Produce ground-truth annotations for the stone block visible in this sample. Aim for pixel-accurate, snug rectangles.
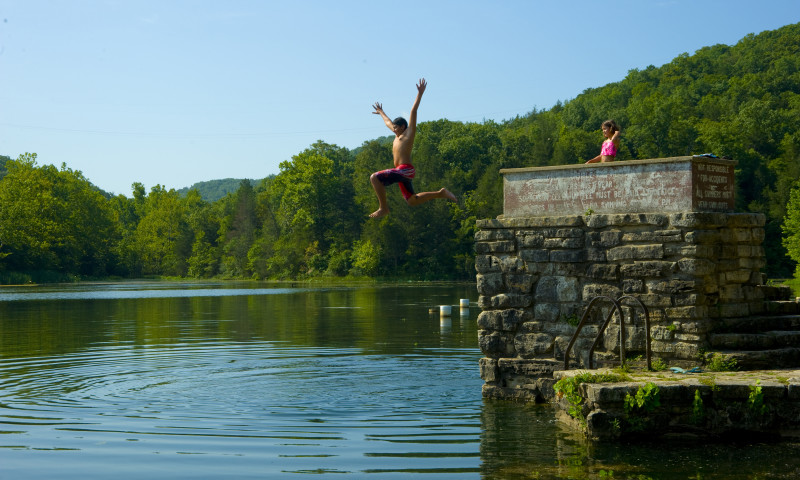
[475,254,501,274]
[604,324,649,351]
[588,230,623,248]
[479,358,499,382]
[635,294,674,308]
[479,330,516,358]
[725,269,753,284]
[518,233,544,248]
[646,279,698,294]
[534,303,560,322]
[515,333,555,357]
[483,293,534,309]
[517,321,543,334]
[673,293,699,306]
[507,216,584,228]
[506,274,535,294]
[685,230,723,244]
[665,244,719,258]
[550,250,586,263]
[582,284,622,300]
[725,213,766,227]
[527,262,553,275]
[475,240,516,254]
[668,212,727,228]
[498,256,526,274]
[622,229,683,243]
[542,227,585,238]
[519,249,549,263]
[587,248,607,262]
[585,383,640,404]
[677,258,716,275]
[665,306,707,320]
[718,303,751,317]
[476,218,506,229]
[719,284,744,301]
[544,237,584,249]
[607,245,664,261]
[650,326,675,341]
[586,264,619,281]
[475,229,515,242]
[651,340,676,354]
[680,322,711,334]
[608,213,668,227]
[674,333,703,342]
[622,279,644,293]
[552,263,587,276]
[536,276,580,302]
[477,309,531,331]
[739,257,766,270]
[476,273,505,296]
[620,261,675,277]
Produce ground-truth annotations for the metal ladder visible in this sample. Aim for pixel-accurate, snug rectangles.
[563,295,652,370]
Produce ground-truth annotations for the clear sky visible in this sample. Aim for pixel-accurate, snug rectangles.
[1,1,798,196]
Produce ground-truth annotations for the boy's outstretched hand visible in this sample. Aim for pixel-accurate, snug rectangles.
[416,78,427,95]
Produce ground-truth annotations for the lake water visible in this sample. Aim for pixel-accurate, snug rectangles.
[1,282,800,479]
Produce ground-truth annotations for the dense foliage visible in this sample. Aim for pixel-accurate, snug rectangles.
[176,178,263,203]
[1,23,799,283]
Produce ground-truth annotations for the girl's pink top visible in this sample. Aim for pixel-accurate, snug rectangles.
[601,139,617,156]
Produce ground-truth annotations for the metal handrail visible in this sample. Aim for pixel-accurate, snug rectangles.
[563,296,621,370]
[562,295,653,370]
[617,295,652,370]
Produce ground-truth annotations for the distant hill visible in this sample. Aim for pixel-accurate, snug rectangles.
[177,178,262,202]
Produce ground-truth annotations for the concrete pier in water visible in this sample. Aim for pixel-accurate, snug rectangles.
[475,156,800,440]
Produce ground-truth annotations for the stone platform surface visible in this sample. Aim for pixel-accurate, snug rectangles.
[501,156,736,218]
[553,368,800,441]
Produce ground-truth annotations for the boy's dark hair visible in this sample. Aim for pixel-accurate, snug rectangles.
[393,117,408,130]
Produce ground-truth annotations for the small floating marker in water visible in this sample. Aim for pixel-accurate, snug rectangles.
[440,305,452,316]
[460,299,469,308]
[429,307,438,314]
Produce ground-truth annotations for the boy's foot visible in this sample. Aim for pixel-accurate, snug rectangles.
[369,208,389,218]
[441,188,457,202]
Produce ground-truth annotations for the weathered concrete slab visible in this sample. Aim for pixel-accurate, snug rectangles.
[553,368,800,441]
[501,156,736,217]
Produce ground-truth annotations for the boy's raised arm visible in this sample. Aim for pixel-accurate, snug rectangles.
[372,102,394,131]
[408,78,427,130]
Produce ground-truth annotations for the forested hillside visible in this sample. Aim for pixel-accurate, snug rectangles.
[2,23,799,283]
[176,178,263,202]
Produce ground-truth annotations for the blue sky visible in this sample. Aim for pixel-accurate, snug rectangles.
[1,1,798,196]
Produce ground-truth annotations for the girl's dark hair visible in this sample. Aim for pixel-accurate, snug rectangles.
[393,117,408,129]
[602,119,619,133]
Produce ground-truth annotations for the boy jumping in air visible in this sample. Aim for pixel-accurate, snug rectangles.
[369,78,456,218]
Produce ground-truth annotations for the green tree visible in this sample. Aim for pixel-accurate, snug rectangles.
[133,185,191,276]
[0,153,117,277]
[783,179,800,277]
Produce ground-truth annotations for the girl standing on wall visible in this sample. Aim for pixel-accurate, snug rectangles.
[585,120,620,163]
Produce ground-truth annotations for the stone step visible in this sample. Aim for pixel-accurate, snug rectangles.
[710,330,800,350]
[706,348,800,370]
[764,300,800,315]
[713,314,800,333]
[757,284,794,301]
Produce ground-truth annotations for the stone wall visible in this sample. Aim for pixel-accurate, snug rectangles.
[476,212,766,401]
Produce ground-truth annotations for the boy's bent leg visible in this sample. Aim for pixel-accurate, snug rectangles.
[406,188,456,207]
[369,173,390,218]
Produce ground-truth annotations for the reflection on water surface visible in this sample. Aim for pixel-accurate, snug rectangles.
[1,282,799,479]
